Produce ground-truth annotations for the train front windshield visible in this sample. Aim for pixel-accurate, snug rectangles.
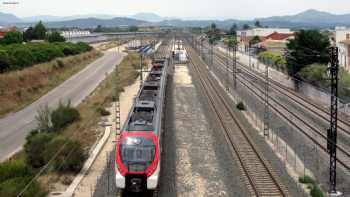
[120,136,156,172]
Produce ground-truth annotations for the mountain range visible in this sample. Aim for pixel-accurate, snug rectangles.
[0,9,350,29]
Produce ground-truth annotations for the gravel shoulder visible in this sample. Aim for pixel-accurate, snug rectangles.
[158,62,249,197]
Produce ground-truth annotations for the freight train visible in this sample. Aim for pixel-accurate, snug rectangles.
[115,58,168,192]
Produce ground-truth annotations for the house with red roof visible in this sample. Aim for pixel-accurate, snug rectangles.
[255,32,295,53]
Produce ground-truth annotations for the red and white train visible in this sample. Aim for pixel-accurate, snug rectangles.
[115,58,168,192]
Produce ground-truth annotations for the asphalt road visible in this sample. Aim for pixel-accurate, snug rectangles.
[0,48,126,161]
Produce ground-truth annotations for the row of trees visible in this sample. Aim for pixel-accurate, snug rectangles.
[0,42,92,72]
[0,22,66,45]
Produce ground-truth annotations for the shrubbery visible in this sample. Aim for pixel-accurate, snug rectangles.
[0,160,47,197]
[236,101,246,111]
[0,176,46,197]
[24,131,55,168]
[298,64,350,100]
[0,42,92,72]
[51,102,80,132]
[258,51,287,71]
[45,137,86,172]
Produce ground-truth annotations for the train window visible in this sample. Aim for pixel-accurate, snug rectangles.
[120,137,156,172]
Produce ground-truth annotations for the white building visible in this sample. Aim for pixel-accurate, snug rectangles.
[335,27,350,71]
[237,28,292,38]
[60,30,91,39]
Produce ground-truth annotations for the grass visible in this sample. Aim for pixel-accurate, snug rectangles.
[0,50,102,117]
[95,40,125,51]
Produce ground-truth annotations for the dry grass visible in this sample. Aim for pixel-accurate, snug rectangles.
[0,50,102,117]
[95,40,126,51]
[61,52,141,149]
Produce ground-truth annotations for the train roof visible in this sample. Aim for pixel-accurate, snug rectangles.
[123,58,167,134]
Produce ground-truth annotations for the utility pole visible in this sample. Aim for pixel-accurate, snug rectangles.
[263,59,270,137]
[248,42,251,68]
[328,46,340,195]
[114,48,121,136]
[200,38,203,57]
[140,53,143,86]
[226,44,229,91]
[233,43,237,89]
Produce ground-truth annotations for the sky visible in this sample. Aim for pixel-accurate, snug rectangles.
[0,0,349,19]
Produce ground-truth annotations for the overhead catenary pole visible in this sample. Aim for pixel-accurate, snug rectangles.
[233,42,237,89]
[226,44,229,91]
[263,58,270,137]
[328,46,339,195]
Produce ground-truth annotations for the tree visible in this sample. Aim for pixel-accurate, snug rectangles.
[23,27,35,41]
[1,32,23,44]
[206,23,221,68]
[32,21,47,40]
[242,24,250,30]
[129,26,139,32]
[255,20,262,27]
[225,36,238,49]
[249,35,261,46]
[286,30,330,77]
[47,31,66,43]
[94,25,104,32]
[229,24,237,36]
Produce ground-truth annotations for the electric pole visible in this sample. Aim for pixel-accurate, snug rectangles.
[328,46,340,195]
[226,44,229,91]
[114,48,121,135]
[140,53,143,86]
[233,43,237,89]
[263,59,270,137]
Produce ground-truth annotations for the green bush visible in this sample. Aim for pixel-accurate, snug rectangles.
[0,160,32,183]
[310,185,325,197]
[0,176,47,197]
[298,64,350,100]
[258,51,287,71]
[1,31,23,45]
[236,102,246,111]
[8,46,35,69]
[24,131,55,168]
[51,101,80,131]
[0,42,92,72]
[299,175,315,184]
[45,137,86,173]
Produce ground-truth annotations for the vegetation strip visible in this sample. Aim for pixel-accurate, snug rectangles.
[0,50,101,117]
[0,52,145,197]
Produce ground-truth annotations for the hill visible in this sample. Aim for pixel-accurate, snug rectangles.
[17,17,147,28]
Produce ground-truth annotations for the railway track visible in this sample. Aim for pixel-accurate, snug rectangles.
[214,49,350,139]
[210,48,350,172]
[186,43,290,197]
